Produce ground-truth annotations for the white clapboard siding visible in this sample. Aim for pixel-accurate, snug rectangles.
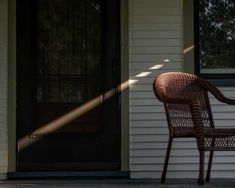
[129,54,183,62]
[129,39,183,47]
[129,31,182,39]
[131,156,235,165]
[129,0,235,179]
[130,8,182,16]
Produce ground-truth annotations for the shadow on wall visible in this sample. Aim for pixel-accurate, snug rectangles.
[19,62,168,151]
[20,44,196,150]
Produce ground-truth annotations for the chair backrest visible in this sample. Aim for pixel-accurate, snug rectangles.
[153,72,215,130]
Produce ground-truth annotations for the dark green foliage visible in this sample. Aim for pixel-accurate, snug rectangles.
[199,0,235,70]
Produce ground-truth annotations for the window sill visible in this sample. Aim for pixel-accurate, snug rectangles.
[207,79,235,87]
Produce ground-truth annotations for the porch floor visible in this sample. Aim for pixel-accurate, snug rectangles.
[1,179,235,188]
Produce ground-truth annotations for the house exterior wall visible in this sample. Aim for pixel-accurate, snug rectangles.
[0,0,235,180]
[129,0,184,178]
[0,0,8,179]
[129,0,235,179]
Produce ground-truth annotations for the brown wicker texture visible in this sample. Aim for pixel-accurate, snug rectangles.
[153,72,235,185]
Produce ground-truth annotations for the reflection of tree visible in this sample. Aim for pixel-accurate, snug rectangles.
[199,0,235,69]
[37,0,102,103]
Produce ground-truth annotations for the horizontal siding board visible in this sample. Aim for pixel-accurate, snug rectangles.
[130,112,235,121]
[129,31,182,39]
[130,119,235,129]
[130,99,161,106]
[131,164,235,171]
[130,91,235,100]
[129,85,153,91]
[130,141,197,149]
[130,120,167,128]
[130,106,164,113]
[130,105,235,114]
[130,135,196,143]
[129,24,183,31]
[130,135,168,143]
[130,16,182,24]
[130,0,183,8]
[131,156,235,164]
[129,54,183,62]
[130,8,182,16]
[129,97,235,106]
[129,47,182,54]
[218,87,235,91]
[130,149,235,157]
[129,38,182,47]
[130,128,168,135]
[130,92,156,99]
[129,62,182,70]
[130,113,167,120]
[129,70,182,78]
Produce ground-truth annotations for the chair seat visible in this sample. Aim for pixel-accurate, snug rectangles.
[173,127,195,137]
[204,128,235,150]
[205,128,235,137]
[153,72,235,184]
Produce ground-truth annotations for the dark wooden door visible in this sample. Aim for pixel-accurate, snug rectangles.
[17,0,120,171]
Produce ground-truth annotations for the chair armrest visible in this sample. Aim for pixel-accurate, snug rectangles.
[190,101,205,150]
[216,95,235,105]
[206,81,235,105]
[212,89,235,105]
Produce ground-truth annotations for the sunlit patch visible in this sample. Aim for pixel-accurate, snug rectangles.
[183,45,194,54]
[20,94,105,150]
[119,80,130,91]
[135,72,152,77]
[19,78,140,151]
[163,59,170,63]
[129,79,138,85]
[19,64,164,151]
[149,64,164,70]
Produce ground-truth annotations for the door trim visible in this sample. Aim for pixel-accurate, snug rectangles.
[8,0,129,173]
[8,0,17,173]
[120,0,129,171]
[17,1,121,170]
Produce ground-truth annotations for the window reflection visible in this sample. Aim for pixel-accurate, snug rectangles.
[36,0,102,103]
[199,0,235,73]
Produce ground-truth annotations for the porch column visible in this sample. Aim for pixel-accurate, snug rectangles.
[0,0,8,179]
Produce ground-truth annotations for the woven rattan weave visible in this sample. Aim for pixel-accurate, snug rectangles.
[153,72,235,185]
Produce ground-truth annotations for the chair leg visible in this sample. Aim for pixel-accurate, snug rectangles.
[161,137,173,183]
[206,151,213,182]
[206,138,215,182]
[198,150,205,185]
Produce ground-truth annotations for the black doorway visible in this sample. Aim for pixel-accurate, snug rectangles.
[16,0,120,171]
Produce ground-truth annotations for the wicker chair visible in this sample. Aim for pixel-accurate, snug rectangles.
[153,72,235,185]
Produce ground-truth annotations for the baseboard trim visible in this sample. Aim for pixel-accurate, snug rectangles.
[7,171,130,179]
[0,173,7,180]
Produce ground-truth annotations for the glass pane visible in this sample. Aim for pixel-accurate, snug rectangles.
[36,0,102,103]
[199,0,235,74]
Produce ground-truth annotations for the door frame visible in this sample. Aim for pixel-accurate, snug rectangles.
[7,0,129,174]
[7,0,129,175]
